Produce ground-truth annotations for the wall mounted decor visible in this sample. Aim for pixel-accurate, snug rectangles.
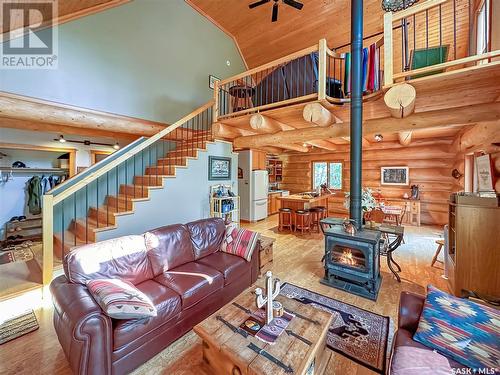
[209,75,220,90]
[209,156,231,180]
[381,166,409,186]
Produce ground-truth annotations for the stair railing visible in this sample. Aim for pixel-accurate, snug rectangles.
[42,100,215,284]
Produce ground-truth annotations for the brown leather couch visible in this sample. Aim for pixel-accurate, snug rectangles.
[389,291,468,374]
[50,218,259,375]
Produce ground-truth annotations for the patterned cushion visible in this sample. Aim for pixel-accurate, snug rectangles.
[87,278,157,319]
[413,285,500,370]
[220,226,259,262]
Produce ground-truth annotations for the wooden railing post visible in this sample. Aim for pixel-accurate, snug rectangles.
[213,80,219,123]
[42,194,54,286]
[383,12,394,87]
[318,38,327,100]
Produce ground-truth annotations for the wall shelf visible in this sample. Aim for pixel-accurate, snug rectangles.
[0,167,69,174]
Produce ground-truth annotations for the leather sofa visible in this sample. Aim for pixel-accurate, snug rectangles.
[389,291,468,374]
[50,218,259,375]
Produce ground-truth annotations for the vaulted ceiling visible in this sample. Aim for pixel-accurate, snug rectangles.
[186,0,388,68]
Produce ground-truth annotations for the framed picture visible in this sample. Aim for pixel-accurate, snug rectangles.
[209,75,220,90]
[209,156,231,180]
[381,166,409,186]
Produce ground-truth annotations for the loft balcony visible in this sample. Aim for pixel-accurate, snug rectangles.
[212,0,500,153]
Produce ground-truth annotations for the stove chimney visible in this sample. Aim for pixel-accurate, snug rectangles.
[349,0,364,229]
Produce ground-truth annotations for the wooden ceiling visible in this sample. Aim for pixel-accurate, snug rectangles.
[1,0,128,40]
[187,0,470,70]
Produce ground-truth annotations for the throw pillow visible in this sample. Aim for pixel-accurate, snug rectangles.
[413,285,500,370]
[221,226,259,262]
[87,278,157,319]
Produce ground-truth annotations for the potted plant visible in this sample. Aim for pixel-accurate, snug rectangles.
[344,188,382,223]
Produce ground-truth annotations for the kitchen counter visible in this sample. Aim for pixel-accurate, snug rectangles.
[268,190,289,195]
[277,193,334,212]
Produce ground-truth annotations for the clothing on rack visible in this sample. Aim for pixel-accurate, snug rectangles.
[342,42,380,96]
[26,174,66,214]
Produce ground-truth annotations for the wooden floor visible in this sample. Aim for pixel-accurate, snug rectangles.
[0,216,448,375]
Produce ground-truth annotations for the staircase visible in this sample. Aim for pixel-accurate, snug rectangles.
[47,102,216,263]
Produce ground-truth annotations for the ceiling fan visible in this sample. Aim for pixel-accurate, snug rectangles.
[249,0,304,22]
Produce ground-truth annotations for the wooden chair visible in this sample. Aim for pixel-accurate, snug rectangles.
[369,208,385,224]
[294,210,311,235]
[278,208,293,232]
[431,239,445,266]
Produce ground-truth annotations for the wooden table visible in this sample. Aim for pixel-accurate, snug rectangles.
[276,193,333,212]
[194,287,333,375]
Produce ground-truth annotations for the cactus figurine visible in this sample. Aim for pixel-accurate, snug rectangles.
[255,271,281,324]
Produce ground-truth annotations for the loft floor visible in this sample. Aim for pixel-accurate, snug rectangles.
[0,217,447,375]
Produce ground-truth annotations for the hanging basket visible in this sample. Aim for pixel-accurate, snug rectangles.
[381,0,419,12]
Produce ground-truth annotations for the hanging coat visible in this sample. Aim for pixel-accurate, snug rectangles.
[27,176,42,215]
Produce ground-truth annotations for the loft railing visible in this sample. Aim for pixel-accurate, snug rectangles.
[214,38,384,120]
[383,0,500,86]
[42,101,215,284]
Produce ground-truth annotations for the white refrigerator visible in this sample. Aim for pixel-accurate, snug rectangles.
[251,170,268,221]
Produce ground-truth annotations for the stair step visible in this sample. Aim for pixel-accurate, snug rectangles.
[133,175,164,186]
[106,195,134,210]
[72,217,116,241]
[88,205,127,225]
[157,156,190,166]
[145,165,184,175]
[119,184,150,198]
[165,149,198,158]
[53,230,87,259]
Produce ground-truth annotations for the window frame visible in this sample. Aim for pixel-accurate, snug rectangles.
[311,160,343,190]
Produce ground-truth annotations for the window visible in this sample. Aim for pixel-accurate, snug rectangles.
[312,161,342,190]
[476,0,490,62]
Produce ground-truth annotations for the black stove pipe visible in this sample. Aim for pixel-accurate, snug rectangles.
[349,0,364,229]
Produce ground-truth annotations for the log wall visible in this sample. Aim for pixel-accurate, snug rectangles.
[279,140,457,226]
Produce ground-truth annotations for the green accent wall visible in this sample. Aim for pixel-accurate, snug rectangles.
[0,0,245,123]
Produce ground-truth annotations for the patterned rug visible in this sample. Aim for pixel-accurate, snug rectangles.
[0,310,39,345]
[280,283,390,374]
[0,247,34,265]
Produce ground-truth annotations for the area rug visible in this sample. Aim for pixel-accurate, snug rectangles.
[0,248,34,265]
[0,310,39,345]
[280,283,390,374]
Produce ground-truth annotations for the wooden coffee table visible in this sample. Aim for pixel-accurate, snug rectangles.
[194,286,333,375]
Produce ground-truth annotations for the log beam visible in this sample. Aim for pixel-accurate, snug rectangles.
[281,143,310,153]
[213,123,255,139]
[0,91,168,136]
[398,131,413,146]
[384,83,416,118]
[249,114,292,133]
[302,102,335,127]
[306,140,337,150]
[453,121,500,153]
[233,102,500,149]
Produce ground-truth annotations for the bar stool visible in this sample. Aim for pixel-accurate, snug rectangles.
[431,239,445,266]
[308,207,322,233]
[314,206,328,220]
[294,210,311,234]
[278,208,293,232]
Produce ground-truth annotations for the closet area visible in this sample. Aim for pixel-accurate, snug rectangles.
[0,144,75,299]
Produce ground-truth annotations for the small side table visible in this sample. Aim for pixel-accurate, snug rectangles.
[228,85,255,113]
[258,235,275,276]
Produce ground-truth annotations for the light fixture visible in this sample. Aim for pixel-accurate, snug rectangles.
[374,134,384,142]
[54,136,119,150]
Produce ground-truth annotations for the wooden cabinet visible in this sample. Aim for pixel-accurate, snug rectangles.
[267,158,283,183]
[268,192,282,215]
[446,197,500,298]
[251,150,267,170]
[386,198,421,226]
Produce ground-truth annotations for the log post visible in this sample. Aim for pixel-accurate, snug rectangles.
[302,103,335,127]
[398,130,413,146]
[384,83,416,118]
[249,114,291,133]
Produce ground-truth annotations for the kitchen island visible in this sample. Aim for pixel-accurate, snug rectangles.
[276,193,334,213]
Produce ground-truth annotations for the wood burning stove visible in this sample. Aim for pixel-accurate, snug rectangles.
[321,225,382,301]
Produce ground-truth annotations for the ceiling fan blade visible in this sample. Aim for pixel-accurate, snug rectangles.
[283,0,304,10]
[272,2,278,22]
[249,0,270,9]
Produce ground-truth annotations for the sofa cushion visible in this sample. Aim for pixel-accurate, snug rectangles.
[87,278,157,320]
[113,280,182,350]
[154,262,223,309]
[144,224,195,275]
[64,235,152,285]
[196,252,248,286]
[413,285,500,370]
[220,226,259,262]
[186,218,225,260]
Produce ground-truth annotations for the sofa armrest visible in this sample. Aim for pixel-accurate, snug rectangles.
[398,291,425,334]
[50,275,113,375]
